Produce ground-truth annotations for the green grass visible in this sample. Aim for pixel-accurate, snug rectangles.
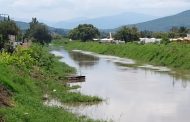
[0,44,102,122]
[53,39,190,71]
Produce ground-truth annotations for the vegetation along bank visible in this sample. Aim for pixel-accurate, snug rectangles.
[54,39,190,71]
[0,17,102,122]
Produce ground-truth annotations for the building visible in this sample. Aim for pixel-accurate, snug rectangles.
[185,34,190,40]
[171,34,190,41]
[96,32,125,44]
[8,35,16,43]
[99,32,114,43]
[139,38,161,44]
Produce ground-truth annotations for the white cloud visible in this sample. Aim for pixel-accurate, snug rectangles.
[0,0,189,22]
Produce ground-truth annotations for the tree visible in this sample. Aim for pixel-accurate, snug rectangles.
[31,24,52,44]
[0,20,19,40]
[168,32,179,38]
[26,18,52,45]
[0,19,20,49]
[178,26,188,37]
[140,30,153,38]
[68,24,100,41]
[170,26,179,33]
[169,26,188,38]
[114,26,140,42]
[152,32,168,38]
[161,35,170,45]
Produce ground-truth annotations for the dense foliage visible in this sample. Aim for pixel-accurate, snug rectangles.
[68,24,100,41]
[25,18,52,45]
[56,40,190,70]
[114,26,140,42]
[140,26,190,39]
[0,19,20,50]
[169,26,189,38]
[0,44,102,122]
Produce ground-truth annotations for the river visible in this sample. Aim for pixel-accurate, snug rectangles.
[51,48,190,122]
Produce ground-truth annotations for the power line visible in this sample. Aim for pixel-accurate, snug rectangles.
[0,14,9,18]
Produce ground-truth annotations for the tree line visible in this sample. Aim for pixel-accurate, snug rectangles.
[68,24,100,41]
[1,16,188,48]
[25,18,52,45]
[0,17,52,52]
[68,24,190,42]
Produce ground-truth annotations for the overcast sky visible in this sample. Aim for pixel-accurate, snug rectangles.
[0,0,190,23]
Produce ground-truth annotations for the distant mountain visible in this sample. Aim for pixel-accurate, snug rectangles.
[15,21,30,30]
[15,21,68,35]
[54,12,157,29]
[0,16,29,30]
[129,10,190,32]
[0,17,68,35]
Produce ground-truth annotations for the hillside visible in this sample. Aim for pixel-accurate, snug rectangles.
[15,21,30,30]
[0,17,68,35]
[0,16,29,30]
[130,10,190,32]
[54,12,156,29]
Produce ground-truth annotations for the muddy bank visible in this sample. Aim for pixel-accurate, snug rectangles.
[0,116,5,122]
[0,84,12,107]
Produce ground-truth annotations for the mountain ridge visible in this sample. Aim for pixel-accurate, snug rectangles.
[128,10,190,32]
[54,12,157,29]
[0,16,68,35]
[1,10,190,33]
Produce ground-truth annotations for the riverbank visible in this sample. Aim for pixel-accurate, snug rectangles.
[52,40,190,122]
[0,44,102,122]
[53,39,190,72]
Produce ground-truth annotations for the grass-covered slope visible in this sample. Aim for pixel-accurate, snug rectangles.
[131,10,190,31]
[54,39,190,70]
[0,44,102,122]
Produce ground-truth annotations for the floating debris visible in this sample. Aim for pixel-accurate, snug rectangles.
[66,75,86,83]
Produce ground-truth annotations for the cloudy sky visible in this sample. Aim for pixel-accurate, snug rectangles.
[0,0,190,23]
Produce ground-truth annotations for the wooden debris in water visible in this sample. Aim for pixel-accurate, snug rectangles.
[66,75,86,83]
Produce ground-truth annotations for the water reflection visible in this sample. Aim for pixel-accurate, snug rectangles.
[69,52,99,68]
[115,62,190,89]
[172,76,189,88]
[52,49,190,122]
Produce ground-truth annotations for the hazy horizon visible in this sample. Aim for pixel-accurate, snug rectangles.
[0,0,190,25]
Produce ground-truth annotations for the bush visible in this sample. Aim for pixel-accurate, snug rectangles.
[0,44,55,70]
[161,36,170,45]
[29,44,55,70]
[0,47,34,68]
[68,24,100,41]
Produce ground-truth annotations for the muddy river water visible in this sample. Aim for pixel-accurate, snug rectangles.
[51,49,190,122]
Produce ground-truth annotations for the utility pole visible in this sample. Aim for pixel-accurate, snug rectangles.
[0,14,10,21]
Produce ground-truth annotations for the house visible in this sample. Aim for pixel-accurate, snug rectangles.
[97,32,125,44]
[184,34,190,40]
[187,34,190,38]
[99,32,114,43]
[171,34,190,42]
[139,38,161,44]
[8,35,23,48]
[94,35,112,43]
[113,40,125,44]
[8,35,16,43]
